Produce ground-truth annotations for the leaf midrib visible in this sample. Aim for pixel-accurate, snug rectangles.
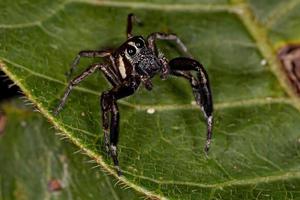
[0,64,167,200]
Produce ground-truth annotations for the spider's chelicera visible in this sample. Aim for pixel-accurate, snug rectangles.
[54,14,213,175]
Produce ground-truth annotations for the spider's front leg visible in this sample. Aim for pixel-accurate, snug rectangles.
[147,32,193,58]
[100,76,141,175]
[66,50,112,80]
[146,32,193,79]
[169,57,213,153]
[126,13,142,39]
[53,62,120,115]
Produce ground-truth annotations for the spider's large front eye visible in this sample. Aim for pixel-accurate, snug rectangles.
[127,46,136,56]
[135,38,144,48]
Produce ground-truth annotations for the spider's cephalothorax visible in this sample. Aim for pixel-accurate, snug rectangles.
[54,14,213,175]
[117,36,162,79]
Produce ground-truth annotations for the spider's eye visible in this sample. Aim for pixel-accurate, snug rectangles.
[135,39,144,48]
[127,46,136,56]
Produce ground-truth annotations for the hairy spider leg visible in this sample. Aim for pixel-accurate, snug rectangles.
[147,32,193,58]
[126,13,142,39]
[128,13,193,57]
[127,14,134,39]
[169,57,213,153]
[146,32,194,79]
[53,63,119,115]
[66,50,115,80]
[101,77,140,175]
[145,28,213,152]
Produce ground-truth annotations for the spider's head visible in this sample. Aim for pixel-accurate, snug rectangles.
[122,36,162,77]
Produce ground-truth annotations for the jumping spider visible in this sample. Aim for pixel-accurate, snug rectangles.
[54,13,213,175]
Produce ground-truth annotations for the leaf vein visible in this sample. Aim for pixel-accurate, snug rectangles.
[235,3,300,111]
[0,58,293,111]
[122,169,300,189]
[265,0,300,28]
[250,142,283,171]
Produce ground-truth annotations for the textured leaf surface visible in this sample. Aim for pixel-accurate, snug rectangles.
[0,102,141,200]
[1,0,300,199]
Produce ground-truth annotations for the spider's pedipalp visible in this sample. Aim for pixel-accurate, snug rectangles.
[147,32,193,58]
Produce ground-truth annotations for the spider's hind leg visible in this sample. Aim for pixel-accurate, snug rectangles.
[100,77,141,175]
[168,57,213,153]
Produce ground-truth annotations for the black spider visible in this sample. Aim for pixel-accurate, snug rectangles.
[54,13,213,175]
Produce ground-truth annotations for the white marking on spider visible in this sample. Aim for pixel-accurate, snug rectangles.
[128,41,135,46]
[118,56,127,79]
[200,71,207,84]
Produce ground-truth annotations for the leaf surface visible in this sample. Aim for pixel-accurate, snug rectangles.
[0,102,141,200]
[1,0,300,199]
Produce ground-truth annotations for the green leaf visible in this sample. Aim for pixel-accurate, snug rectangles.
[0,101,141,200]
[1,0,300,199]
